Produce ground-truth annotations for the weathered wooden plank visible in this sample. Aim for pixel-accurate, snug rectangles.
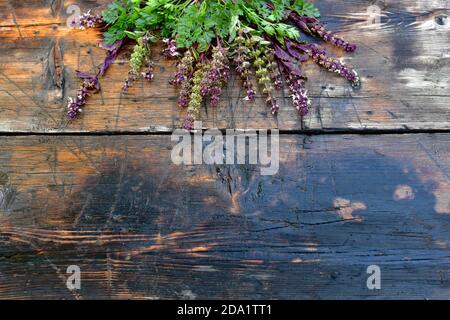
[0,0,449,132]
[1,133,450,299]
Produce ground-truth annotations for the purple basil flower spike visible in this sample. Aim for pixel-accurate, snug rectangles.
[183,115,195,131]
[273,75,283,90]
[285,42,360,88]
[141,64,155,81]
[67,71,101,119]
[289,12,357,52]
[67,80,94,119]
[171,51,194,87]
[71,10,103,30]
[75,71,100,91]
[247,90,256,101]
[233,45,255,102]
[178,91,189,108]
[68,39,124,120]
[264,95,279,114]
[122,75,136,93]
[210,87,222,107]
[299,43,360,87]
[142,71,154,81]
[287,75,310,116]
[272,43,311,117]
[244,81,256,102]
[162,39,180,58]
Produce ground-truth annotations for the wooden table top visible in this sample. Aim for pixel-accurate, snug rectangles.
[0,0,450,299]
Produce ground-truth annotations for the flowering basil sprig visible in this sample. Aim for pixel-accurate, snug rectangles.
[68,0,360,129]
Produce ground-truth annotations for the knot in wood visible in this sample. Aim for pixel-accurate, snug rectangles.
[435,15,449,26]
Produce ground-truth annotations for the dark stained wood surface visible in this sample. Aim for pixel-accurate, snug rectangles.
[1,134,450,299]
[0,0,449,132]
[1,0,450,300]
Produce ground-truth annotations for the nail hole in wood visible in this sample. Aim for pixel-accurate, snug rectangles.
[435,15,449,26]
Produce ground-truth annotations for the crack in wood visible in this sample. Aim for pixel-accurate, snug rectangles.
[46,39,65,89]
[50,0,63,17]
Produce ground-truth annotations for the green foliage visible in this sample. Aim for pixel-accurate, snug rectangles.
[291,0,321,18]
[102,0,143,44]
[101,0,320,49]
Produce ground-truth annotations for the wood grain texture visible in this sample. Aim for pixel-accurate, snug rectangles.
[1,0,450,301]
[0,0,449,132]
[1,134,450,299]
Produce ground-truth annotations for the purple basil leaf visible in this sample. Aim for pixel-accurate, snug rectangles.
[285,40,302,60]
[76,70,95,80]
[98,39,124,76]
[274,44,294,62]
[99,39,124,51]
